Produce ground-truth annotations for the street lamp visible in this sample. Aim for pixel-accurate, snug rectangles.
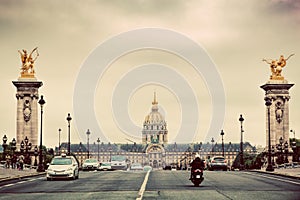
[34,145,38,166]
[284,141,289,163]
[211,137,215,156]
[86,129,90,158]
[264,97,274,171]
[239,114,244,170]
[11,138,16,168]
[220,130,225,157]
[2,135,8,160]
[278,137,284,164]
[58,128,61,154]
[37,95,45,172]
[97,138,100,161]
[24,136,32,165]
[66,113,72,156]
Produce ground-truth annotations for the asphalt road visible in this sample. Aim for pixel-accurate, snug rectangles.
[0,170,299,200]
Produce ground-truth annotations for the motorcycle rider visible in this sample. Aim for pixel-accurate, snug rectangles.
[190,154,204,180]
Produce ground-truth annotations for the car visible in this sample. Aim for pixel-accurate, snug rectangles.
[207,156,227,171]
[98,162,112,171]
[143,165,152,172]
[130,163,143,171]
[46,154,79,180]
[82,159,99,171]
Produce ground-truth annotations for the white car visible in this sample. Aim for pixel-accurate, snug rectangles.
[46,154,79,180]
[82,159,99,171]
[98,162,112,171]
[130,163,143,171]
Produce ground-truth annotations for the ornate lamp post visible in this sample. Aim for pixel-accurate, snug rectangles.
[24,136,32,165]
[58,128,61,154]
[278,137,284,164]
[66,113,72,155]
[290,130,297,162]
[11,138,17,168]
[86,129,90,159]
[37,95,45,172]
[211,137,215,157]
[34,145,38,166]
[97,138,100,161]
[264,97,274,171]
[20,140,25,154]
[239,114,244,170]
[2,135,8,160]
[220,130,225,157]
[284,141,289,163]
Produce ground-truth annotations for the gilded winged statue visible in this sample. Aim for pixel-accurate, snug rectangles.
[262,54,294,80]
[18,47,39,77]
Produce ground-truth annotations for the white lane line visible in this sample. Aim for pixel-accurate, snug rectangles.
[247,172,300,185]
[136,171,151,200]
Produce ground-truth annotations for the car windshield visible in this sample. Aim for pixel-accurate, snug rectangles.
[51,158,72,165]
[214,157,225,162]
[84,159,97,163]
[101,163,110,166]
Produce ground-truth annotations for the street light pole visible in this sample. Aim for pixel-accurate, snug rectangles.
[211,137,214,157]
[290,130,297,162]
[2,135,7,160]
[86,129,90,159]
[220,130,225,157]
[97,138,100,161]
[66,113,72,156]
[37,95,45,172]
[239,114,244,170]
[265,97,274,171]
[58,128,61,154]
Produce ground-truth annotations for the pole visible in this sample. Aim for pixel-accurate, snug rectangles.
[37,95,45,172]
[58,128,61,154]
[239,114,244,170]
[265,97,274,171]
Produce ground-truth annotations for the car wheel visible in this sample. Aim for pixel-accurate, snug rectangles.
[46,177,51,181]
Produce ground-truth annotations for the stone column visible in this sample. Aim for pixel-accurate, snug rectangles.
[12,78,43,148]
[261,80,294,149]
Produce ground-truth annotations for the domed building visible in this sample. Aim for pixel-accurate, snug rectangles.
[142,92,168,144]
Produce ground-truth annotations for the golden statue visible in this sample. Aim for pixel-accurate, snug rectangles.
[262,54,294,80]
[18,47,39,78]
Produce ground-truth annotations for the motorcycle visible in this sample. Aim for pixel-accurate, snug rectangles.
[190,168,204,186]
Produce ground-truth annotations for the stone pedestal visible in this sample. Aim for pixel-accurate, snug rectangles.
[261,80,294,149]
[12,78,43,148]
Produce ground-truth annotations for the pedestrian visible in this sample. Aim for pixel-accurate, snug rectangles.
[18,155,24,170]
[11,154,17,169]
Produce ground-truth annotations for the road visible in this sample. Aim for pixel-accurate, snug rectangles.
[0,170,299,200]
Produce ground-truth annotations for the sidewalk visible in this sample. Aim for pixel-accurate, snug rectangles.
[254,167,300,179]
[0,167,44,182]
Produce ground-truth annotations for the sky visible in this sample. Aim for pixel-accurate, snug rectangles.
[0,0,299,148]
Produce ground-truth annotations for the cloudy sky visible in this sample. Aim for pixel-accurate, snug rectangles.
[0,0,299,148]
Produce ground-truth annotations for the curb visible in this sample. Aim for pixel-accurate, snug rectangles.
[251,170,300,180]
[0,172,46,183]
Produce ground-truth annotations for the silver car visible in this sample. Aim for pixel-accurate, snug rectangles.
[46,154,79,180]
[208,156,228,171]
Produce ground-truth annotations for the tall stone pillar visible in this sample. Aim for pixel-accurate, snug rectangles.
[13,47,43,148]
[13,79,43,148]
[261,81,293,148]
[261,54,295,149]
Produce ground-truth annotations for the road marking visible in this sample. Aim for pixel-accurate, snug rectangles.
[136,171,150,200]
[247,172,300,185]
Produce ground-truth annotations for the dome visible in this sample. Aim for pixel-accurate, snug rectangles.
[145,111,165,124]
[144,92,165,124]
